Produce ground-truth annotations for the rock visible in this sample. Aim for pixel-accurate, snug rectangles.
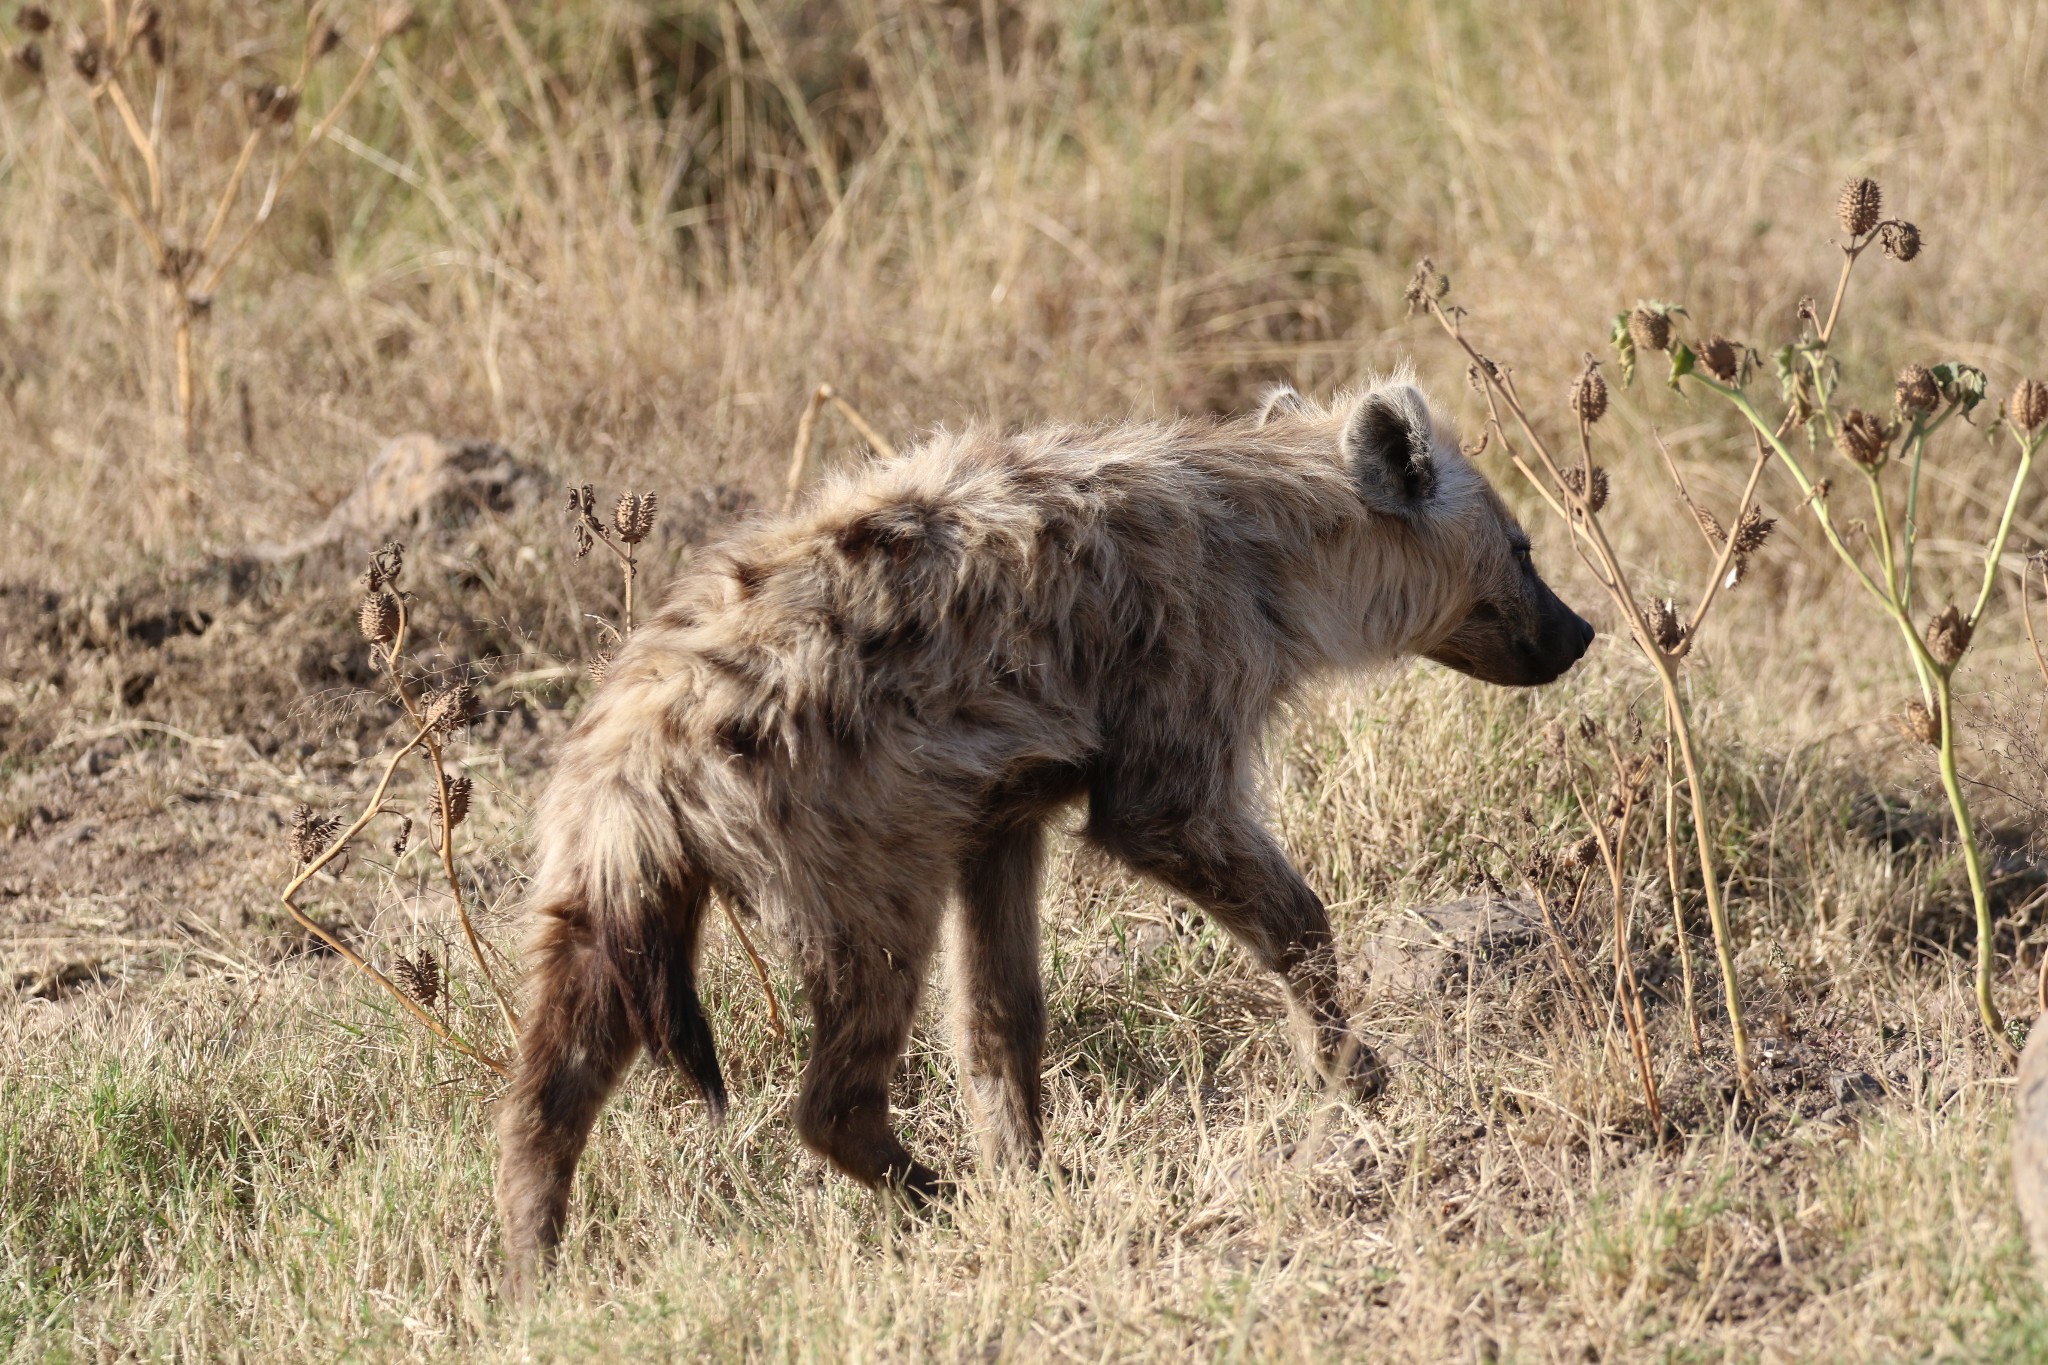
[2014,1016,2048,1284]
[1367,896,1544,1000]
[260,434,542,559]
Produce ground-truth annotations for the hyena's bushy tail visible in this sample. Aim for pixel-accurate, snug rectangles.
[499,771,725,1295]
[566,771,726,1111]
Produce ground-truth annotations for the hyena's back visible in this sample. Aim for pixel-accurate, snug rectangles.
[548,419,1363,930]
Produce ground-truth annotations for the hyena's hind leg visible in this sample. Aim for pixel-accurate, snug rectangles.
[953,821,1048,1169]
[1093,799,1385,1101]
[791,894,947,1203]
[495,914,638,1301]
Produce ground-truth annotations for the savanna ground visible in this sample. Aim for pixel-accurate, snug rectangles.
[5,1,2048,1359]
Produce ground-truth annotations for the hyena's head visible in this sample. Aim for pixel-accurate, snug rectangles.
[1260,378,1596,687]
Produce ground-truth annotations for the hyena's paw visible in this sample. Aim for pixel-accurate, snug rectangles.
[1329,1035,1389,1102]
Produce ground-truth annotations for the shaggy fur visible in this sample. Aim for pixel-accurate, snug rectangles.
[495,376,1594,1295]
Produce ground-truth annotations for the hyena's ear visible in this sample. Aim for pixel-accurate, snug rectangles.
[1343,386,1438,516]
[1254,383,1315,427]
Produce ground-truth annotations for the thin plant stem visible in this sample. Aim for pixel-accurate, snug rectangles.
[1665,765,1704,1057]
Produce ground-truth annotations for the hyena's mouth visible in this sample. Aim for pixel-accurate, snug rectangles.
[1425,600,1596,688]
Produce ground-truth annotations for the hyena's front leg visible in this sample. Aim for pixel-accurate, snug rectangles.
[1095,806,1386,1100]
[954,821,1048,1169]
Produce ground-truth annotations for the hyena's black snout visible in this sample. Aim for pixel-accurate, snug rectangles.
[1424,575,1597,689]
[1529,601,1596,685]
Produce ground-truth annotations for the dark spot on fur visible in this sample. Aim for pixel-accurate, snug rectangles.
[732,561,768,599]
[719,715,769,760]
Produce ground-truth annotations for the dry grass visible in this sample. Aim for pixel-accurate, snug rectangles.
[5,0,2048,1359]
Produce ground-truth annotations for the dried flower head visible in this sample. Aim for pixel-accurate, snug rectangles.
[1880,220,1921,263]
[1796,296,1819,327]
[357,592,398,644]
[1926,604,1972,667]
[1694,505,1726,545]
[1465,356,1502,396]
[614,492,658,544]
[1895,363,1940,415]
[1564,835,1600,871]
[1628,307,1671,354]
[244,82,285,122]
[1838,177,1882,237]
[11,39,39,74]
[1731,504,1776,555]
[16,7,51,33]
[67,31,101,80]
[1569,357,1608,425]
[1560,463,1610,514]
[440,774,473,830]
[267,89,300,128]
[2011,378,2048,434]
[314,21,342,56]
[1834,408,1891,470]
[394,950,440,1009]
[567,484,604,558]
[1643,598,1687,655]
[362,542,405,594]
[1403,257,1449,314]
[1698,334,1740,383]
[422,681,476,737]
[288,803,343,866]
[390,814,412,858]
[1895,701,1939,747]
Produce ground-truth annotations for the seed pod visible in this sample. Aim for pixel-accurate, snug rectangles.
[1694,506,1726,545]
[1895,701,1939,747]
[422,680,476,737]
[12,39,39,74]
[1838,177,1882,237]
[1465,356,1501,395]
[1880,220,1921,262]
[288,803,343,866]
[1628,307,1671,354]
[588,649,612,683]
[1698,335,1740,383]
[16,7,51,34]
[267,89,300,127]
[442,775,472,829]
[1730,504,1775,555]
[614,491,658,544]
[67,31,100,80]
[1834,408,1891,470]
[1643,597,1687,654]
[1895,363,1939,415]
[1561,463,1609,514]
[357,592,398,643]
[1926,603,1972,667]
[394,950,440,1009]
[390,814,412,858]
[244,82,282,122]
[314,21,341,56]
[2011,378,2048,433]
[1569,359,1608,425]
[1403,257,1449,313]
[1565,835,1600,871]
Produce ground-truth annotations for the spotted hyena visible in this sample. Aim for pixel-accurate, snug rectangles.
[496,373,1594,1292]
